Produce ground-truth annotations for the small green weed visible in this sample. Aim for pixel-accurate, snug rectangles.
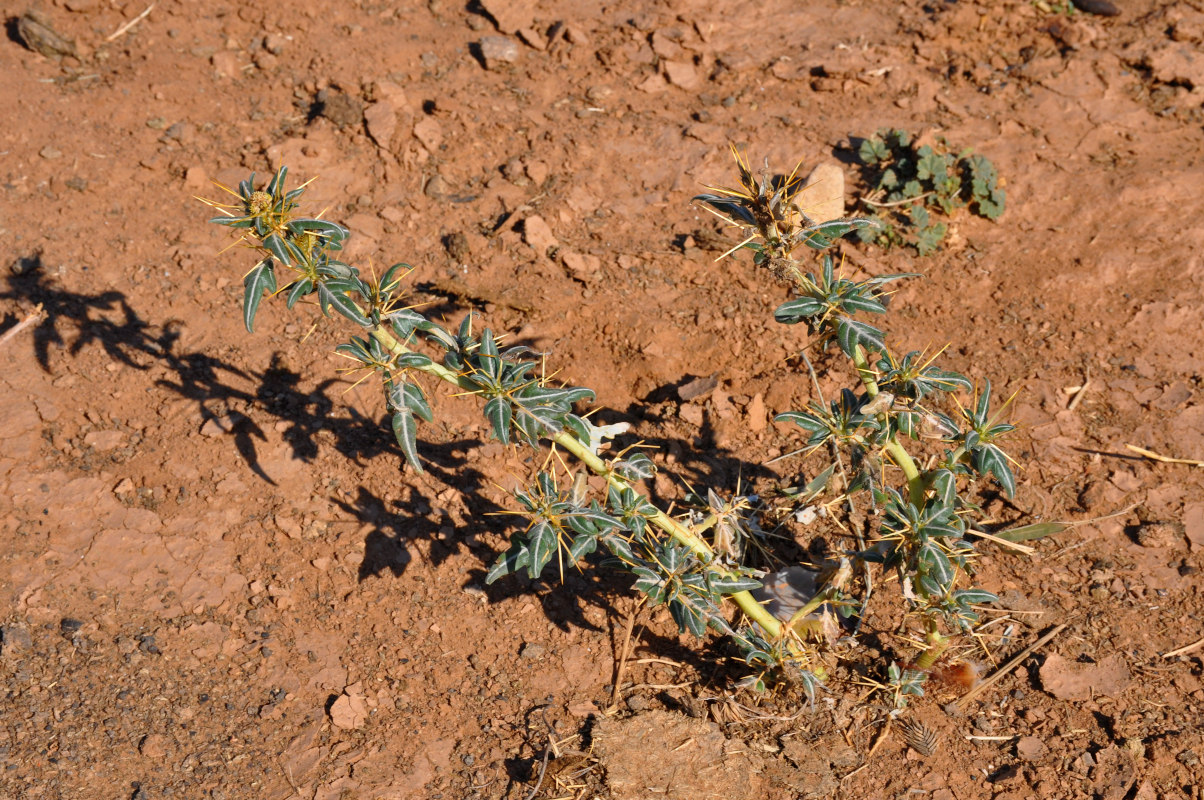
[856,129,1005,255]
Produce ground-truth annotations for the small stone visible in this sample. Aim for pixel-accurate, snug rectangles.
[479,36,520,69]
[184,166,207,189]
[1016,736,1046,762]
[520,642,545,659]
[330,691,368,730]
[17,10,79,59]
[564,25,590,45]
[637,72,669,94]
[802,163,846,223]
[364,100,398,150]
[746,393,766,432]
[84,430,125,451]
[679,403,704,427]
[263,33,288,54]
[525,160,549,185]
[315,87,363,129]
[443,232,470,261]
[200,414,241,437]
[479,0,534,34]
[522,215,557,255]
[678,375,718,402]
[1135,521,1178,548]
[517,27,546,50]
[625,694,652,712]
[1039,653,1131,700]
[39,146,63,160]
[424,174,450,199]
[164,122,194,142]
[211,50,242,79]
[1072,0,1119,15]
[1,625,33,656]
[413,117,443,152]
[114,478,136,496]
[562,251,600,281]
[663,60,700,90]
[139,734,170,759]
[1184,503,1204,551]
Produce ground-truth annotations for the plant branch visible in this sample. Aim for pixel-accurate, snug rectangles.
[851,345,923,505]
[368,322,786,640]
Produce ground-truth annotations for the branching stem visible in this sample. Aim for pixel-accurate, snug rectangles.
[368,323,786,639]
[851,345,924,506]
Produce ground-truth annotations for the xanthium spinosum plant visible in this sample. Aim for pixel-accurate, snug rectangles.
[201,147,1018,699]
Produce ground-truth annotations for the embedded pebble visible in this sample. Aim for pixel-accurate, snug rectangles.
[479,36,520,69]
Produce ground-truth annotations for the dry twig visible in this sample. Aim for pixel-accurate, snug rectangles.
[0,304,44,351]
[608,597,644,711]
[1162,636,1204,659]
[1065,367,1091,412]
[1125,444,1204,468]
[106,3,155,42]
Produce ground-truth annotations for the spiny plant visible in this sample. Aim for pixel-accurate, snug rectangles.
[200,147,1019,700]
[856,128,1005,255]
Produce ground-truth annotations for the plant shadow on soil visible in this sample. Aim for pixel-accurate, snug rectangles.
[2,258,809,677]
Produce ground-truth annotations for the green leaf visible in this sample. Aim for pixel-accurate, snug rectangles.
[266,166,287,196]
[952,589,999,606]
[669,598,708,637]
[915,223,946,256]
[211,215,255,229]
[918,542,954,586]
[285,277,314,309]
[242,261,277,333]
[972,443,1015,497]
[840,291,887,315]
[601,531,636,562]
[835,317,887,355]
[774,295,826,324]
[391,408,423,472]
[484,396,511,444]
[774,410,828,433]
[975,380,993,423]
[317,282,371,327]
[794,218,881,250]
[708,574,762,594]
[858,137,888,164]
[486,541,530,584]
[615,452,655,480]
[399,381,433,422]
[335,338,372,363]
[394,352,433,369]
[564,414,591,444]
[568,532,599,562]
[262,233,291,266]
[692,194,756,226]
[994,521,1068,543]
[525,520,557,579]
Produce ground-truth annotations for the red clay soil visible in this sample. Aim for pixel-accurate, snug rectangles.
[2,1,1203,798]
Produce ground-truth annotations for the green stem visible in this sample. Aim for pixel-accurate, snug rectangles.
[850,345,924,507]
[913,626,948,670]
[369,324,786,640]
